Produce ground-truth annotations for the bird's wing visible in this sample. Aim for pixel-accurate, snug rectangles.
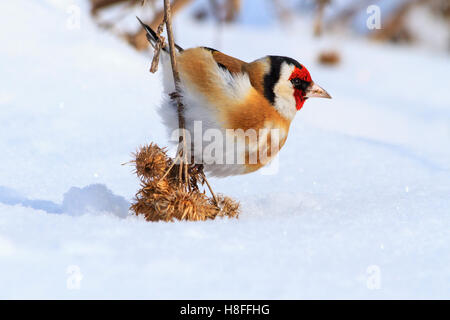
[202,47,268,98]
[176,47,255,115]
[176,48,286,134]
[201,47,246,74]
[135,18,267,99]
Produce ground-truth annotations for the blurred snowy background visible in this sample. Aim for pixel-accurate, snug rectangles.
[0,0,449,299]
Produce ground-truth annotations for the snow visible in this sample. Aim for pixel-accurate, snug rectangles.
[0,0,449,299]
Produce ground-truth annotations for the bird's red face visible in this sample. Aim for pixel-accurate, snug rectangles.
[289,66,312,111]
[263,56,331,120]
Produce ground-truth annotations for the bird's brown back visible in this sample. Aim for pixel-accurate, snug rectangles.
[202,47,268,97]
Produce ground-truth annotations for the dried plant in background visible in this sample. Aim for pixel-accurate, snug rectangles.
[370,0,423,44]
[91,0,137,15]
[323,0,449,48]
[132,0,193,50]
[273,0,293,23]
[313,0,330,37]
[317,49,341,66]
[325,0,380,32]
[224,0,241,23]
[89,0,193,50]
[209,0,241,23]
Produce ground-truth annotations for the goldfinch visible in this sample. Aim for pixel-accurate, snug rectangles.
[138,19,331,177]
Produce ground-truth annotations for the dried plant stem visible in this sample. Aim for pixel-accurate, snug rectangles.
[163,0,183,129]
[314,0,329,37]
[143,0,219,203]
[163,0,190,190]
[159,152,181,181]
[202,172,218,205]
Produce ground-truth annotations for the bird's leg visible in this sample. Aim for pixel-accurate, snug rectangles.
[174,138,190,191]
[169,89,188,189]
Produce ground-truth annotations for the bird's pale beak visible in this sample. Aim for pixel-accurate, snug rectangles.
[305,82,332,99]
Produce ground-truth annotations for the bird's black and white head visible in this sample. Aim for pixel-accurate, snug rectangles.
[260,56,331,120]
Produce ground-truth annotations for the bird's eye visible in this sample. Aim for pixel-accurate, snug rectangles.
[290,78,309,91]
[291,78,301,86]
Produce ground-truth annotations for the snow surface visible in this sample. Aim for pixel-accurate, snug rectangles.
[0,0,449,299]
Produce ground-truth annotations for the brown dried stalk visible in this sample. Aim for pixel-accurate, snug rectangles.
[317,50,341,66]
[163,0,190,190]
[91,0,140,15]
[129,1,233,221]
[314,0,330,37]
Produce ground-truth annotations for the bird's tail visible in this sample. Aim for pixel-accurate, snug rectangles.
[136,17,183,53]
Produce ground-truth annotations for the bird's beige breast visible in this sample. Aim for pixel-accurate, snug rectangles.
[225,90,290,173]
